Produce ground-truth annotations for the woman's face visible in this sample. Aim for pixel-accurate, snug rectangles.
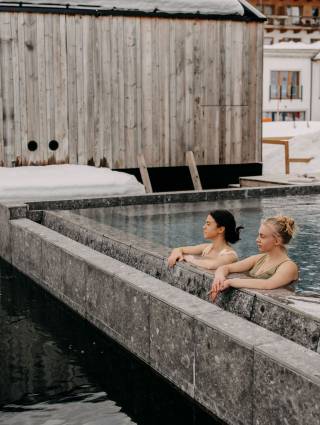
[256,223,280,252]
[203,215,224,240]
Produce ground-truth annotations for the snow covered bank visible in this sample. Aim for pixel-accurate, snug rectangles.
[263,121,320,140]
[263,130,320,175]
[0,165,145,201]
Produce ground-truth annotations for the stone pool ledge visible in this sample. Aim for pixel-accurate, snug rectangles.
[39,209,320,353]
[21,182,320,211]
[4,217,320,425]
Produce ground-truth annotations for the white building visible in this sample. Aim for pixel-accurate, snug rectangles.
[263,42,320,121]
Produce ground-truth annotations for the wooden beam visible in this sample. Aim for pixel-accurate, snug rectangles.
[186,150,202,191]
[137,153,153,193]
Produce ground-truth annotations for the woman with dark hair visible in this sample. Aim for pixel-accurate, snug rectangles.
[167,210,243,270]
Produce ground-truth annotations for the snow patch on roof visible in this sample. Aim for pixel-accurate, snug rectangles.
[0,0,244,16]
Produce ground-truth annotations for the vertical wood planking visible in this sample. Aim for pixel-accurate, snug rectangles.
[36,13,47,164]
[141,18,153,166]
[0,11,262,169]
[24,12,39,164]
[184,20,194,155]
[192,20,202,165]
[124,18,137,168]
[135,17,142,163]
[255,24,264,163]
[66,15,78,164]
[169,19,177,166]
[0,13,14,165]
[83,15,94,165]
[158,19,170,165]
[75,15,85,164]
[117,16,125,168]
[11,14,22,166]
[151,18,160,166]
[101,17,112,167]
[175,20,185,166]
[17,13,28,165]
[110,16,120,168]
[93,18,102,166]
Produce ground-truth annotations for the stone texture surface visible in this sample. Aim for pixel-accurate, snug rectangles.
[42,238,63,292]
[150,298,195,396]
[254,339,320,425]
[252,297,320,351]
[194,310,281,425]
[10,222,26,272]
[0,204,12,262]
[215,287,255,320]
[61,250,87,315]
[23,227,42,281]
[86,265,150,361]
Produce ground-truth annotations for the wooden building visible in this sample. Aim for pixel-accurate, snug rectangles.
[0,0,264,179]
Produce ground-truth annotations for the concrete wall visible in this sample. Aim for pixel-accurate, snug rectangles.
[42,209,320,353]
[2,216,320,425]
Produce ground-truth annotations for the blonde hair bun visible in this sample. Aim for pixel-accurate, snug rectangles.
[264,215,297,244]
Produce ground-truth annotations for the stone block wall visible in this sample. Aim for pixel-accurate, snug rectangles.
[6,217,320,425]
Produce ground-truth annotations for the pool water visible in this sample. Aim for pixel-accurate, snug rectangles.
[0,260,222,425]
[73,195,320,294]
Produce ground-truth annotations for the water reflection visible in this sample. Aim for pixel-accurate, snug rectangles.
[0,260,222,425]
[73,195,320,293]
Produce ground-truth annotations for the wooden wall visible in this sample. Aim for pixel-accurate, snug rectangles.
[0,11,263,168]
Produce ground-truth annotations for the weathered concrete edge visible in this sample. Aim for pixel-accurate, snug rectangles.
[7,217,320,425]
[23,182,320,211]
[42,209,320,352]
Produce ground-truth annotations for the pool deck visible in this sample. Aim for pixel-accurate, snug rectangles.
[240,174,320,187]
[1,184,320,424]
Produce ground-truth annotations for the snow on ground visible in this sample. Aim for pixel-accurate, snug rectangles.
[6,0,244,16]
[263,121,320,140]
[263,130,320,175]
[0,165,145,201]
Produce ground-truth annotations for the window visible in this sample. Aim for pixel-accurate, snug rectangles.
[312,8,319,18]
[263,111,305,121]
[286,6,301,24]
[256,4,274,15]
[270,71,302,100]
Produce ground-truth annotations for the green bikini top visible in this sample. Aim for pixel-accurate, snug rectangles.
[248,254,291,279]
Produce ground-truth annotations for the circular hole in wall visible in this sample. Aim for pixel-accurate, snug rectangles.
[27,140,38,152]
[49,140,59,151]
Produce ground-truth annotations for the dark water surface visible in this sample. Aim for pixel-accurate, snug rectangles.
[0,260,222,425]
[73,195,320,294]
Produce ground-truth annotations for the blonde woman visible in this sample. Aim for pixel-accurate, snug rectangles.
[209,215,299,302]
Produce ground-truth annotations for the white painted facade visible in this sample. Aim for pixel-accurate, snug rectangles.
[263,43,320,121]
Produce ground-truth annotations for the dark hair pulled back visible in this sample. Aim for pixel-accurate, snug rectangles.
[210,210,243,244]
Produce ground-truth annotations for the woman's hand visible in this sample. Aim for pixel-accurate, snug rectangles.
[208,278,232,302]
[167,248,184,267]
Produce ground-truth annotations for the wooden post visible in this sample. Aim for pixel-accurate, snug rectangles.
[186,151,202,191]
[284,140,290,175]
[137,154,153,193]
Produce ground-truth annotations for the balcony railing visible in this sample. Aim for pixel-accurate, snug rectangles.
[266,15,320,28]
[269,85,303,100]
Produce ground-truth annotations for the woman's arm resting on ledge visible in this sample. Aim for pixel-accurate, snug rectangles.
[167,244,209,267]
[225,261,298,290]
[184,253,238,270]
